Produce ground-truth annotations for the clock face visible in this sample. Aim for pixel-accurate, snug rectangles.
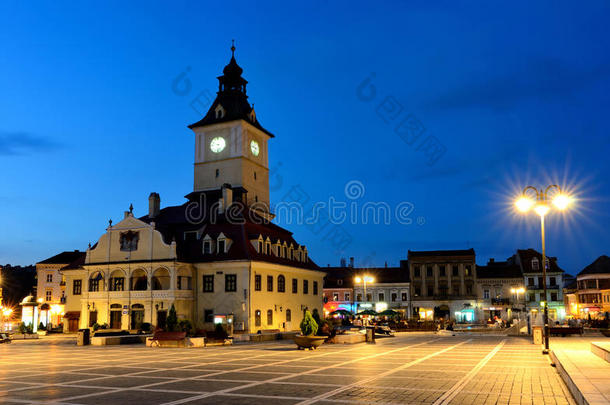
[250,140,260,156]
[210,137,226,153]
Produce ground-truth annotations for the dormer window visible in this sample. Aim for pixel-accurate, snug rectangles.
[215,104,225,119]
[184,231,198,241]
[265,238,271,255]
[532,258,539,270]
[203,234,213,254]
[217,232,231,254]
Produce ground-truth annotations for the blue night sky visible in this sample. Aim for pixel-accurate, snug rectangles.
[1,1,609,275]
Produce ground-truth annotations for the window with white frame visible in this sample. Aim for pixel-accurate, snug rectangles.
[46,273,53,283]
[531,258,539,270]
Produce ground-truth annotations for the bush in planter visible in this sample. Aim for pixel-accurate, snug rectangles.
[178,320,194,336]
[39,322,46,331]
[92,322,101,331]
[166,304,178,332]
[299,310,318,336]
[140,323,152,333]
[18,322,33,334]
[214,323,228,339]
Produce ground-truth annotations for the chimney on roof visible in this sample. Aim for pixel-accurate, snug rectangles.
[489,258,495,263]
[340,258,347,267]
[219,184,233,213]
[349,257,354,268]
[149,192,160,219]
[385,261,388,268]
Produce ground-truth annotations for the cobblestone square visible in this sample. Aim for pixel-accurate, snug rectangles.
[0,334,576,404]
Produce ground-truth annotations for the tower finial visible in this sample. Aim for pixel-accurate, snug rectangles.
[231,39,235,57]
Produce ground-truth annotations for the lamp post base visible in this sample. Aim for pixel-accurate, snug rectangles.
[542,349,549,355]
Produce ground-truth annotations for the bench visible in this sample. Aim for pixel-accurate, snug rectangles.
[550,326,583,337]
[149,331,187,347]
[0,333,11,344]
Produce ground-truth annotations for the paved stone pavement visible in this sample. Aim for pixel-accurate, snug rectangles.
[0,334,576,404]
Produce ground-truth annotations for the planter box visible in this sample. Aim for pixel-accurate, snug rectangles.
[329,333,366,344]
[186,337,206,348]
[10,334,39,340]
[293,335,325,350]
[92,335,149,346]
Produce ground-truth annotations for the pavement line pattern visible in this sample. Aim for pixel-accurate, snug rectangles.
[295,339,471,405]
[160,338,443,405]
[41,342,378,404]
[431,339,505,405]
[0,336,578,405]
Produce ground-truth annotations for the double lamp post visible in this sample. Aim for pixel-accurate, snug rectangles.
[515,184,571,354]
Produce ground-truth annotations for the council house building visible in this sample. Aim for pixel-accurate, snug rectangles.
[61,45,325,333]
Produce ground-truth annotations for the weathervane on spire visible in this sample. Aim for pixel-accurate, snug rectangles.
[129,203,133,214]
[231,39,235,56]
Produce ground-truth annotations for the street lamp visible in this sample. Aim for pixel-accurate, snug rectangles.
[515,185,572,354]
[355,275,375,311]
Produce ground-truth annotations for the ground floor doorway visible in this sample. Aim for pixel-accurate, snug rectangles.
[110,310,122,329]
[156,310,167,330]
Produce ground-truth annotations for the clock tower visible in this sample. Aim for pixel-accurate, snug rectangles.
[189,44,273,212]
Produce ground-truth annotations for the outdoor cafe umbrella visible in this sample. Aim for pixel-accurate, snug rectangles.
[356,309,378,316]
[329,309,352,316]
[377,309,399,317]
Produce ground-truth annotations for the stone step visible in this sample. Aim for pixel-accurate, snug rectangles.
[590,342,610,363]
[551,348,610,405]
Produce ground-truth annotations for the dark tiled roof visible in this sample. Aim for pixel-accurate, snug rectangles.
[324,266,409,288]
[578,255,610,276]
[38,251,85,265]
[476,263,522,279]
[516,249,564,273]
[408,249,475,258]
[138,191,318,271]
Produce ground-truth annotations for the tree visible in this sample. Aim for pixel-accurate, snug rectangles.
[299,310,318,336]
[166,304,178,332]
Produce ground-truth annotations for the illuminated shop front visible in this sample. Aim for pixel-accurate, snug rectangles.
[455,308,474,323]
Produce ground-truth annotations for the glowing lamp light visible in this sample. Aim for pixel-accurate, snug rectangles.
[534,204,550,217]
[355,275,374,284]
[552,194,571,210]
[516,197,535,213]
